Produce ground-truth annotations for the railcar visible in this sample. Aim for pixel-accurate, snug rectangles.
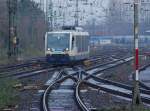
[45,27,90,64]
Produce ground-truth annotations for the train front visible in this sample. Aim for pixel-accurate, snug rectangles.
[45,32,70,64]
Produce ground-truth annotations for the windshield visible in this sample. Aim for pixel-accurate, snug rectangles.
[47,33,70,51]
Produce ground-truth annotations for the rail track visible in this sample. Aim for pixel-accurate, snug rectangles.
[76,80,150,111]
[0,65,56,79]
[75,59,150,110]
[42,56,147,111]
[42,68,79,111]
[0,57,46,72]
[0,57,48,79]
[0,55,107,73]
[0,55,113,79]
[2,54,149,110]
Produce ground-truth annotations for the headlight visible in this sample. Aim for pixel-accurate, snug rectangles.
[64,48,69,53]
[47,48,51,51]
[47,48,55,51]
[65,48,69,51]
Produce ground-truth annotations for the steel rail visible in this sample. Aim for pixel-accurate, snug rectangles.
[85,57,134,80]
[0,55,107,78]
[75,81,90,111]
[42,56,135,111]
[73,57,134,111]
[139,82,150,91]
[0,57,45,71]
[86,57,126,70]
[82,81,150,104]
[81,71,150,95]
[41,56,134,111]
[42,70,64,111]
[90,75,150,95]
[0,66,55,79]
[42,73,78,111]
[75,76,150,111]
[0,54,114,79]
[75,80,150,111]
[74,56,149,111]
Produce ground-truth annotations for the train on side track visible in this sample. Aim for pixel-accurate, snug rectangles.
[45,27,90,64]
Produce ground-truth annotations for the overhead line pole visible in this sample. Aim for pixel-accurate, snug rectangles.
[132,0,142,110]
[49,0,53,31]
[75,0,79,27]
[46,0,48,25]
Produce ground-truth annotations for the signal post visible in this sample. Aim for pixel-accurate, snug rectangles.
[132,0,143,110]
[7,0,18,59]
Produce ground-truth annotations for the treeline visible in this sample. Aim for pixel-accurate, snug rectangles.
[0,0,47,57]
[17,0,47,51]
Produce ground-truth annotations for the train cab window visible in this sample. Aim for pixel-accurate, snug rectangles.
[47,33,70,50]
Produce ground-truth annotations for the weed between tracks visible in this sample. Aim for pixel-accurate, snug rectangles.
[0,78,19,109]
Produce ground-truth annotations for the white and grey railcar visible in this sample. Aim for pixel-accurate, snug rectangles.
[45,29,90,63]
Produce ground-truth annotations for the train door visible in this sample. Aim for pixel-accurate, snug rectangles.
[71,34,77,54]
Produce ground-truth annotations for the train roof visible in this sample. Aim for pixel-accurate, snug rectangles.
[47,30,89,36]
[47,26,89,35]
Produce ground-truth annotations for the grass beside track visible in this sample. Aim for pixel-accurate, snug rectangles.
[0,78,19,109]
[0,48,44,65]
